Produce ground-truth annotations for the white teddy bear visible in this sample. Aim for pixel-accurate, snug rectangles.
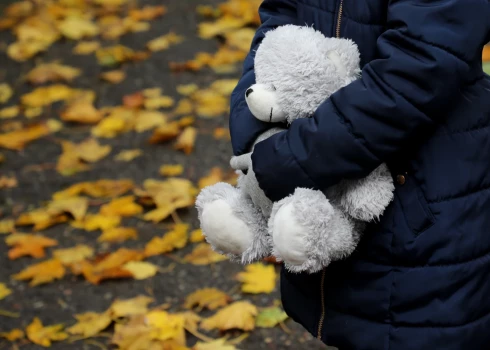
[196,25,395,273]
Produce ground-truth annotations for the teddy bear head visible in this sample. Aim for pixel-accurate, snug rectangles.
[245,25,361,124]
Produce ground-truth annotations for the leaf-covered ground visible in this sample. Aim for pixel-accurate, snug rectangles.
[0,0,329,349]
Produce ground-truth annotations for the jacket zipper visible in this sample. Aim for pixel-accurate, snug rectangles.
[317,0,344,340]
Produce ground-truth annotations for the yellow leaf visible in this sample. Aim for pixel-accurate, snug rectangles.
[100,196,143,217]
[110,295,154,318]
[98,227,138,243]
[178,116,195,128]
[100,70,126,84]
[115,149,142,162]
[21,84,75,107]
[6,233,58,260]
[58,16,99,40]
[194,339,237,350]
[129,5,167,21]
[71,214,121,231]
[225,28,255,51]
[159,164,184,177]
[147,32,184,52]
[96,45,134,66]
[26,317,68,347]
[91,112,131,138]
[93,248,144,274]
[0,219,14,234]
[200,301,257,331]
[13,259,65,286]
[184,288,231,311]
[144,96,175,110]
[213,127,230,140]
[0,283,12,300]
[236,263,276,294]
[0,106,19,119]
[144,224,189,256]
[56,138,111,175]
[0,83,13,104]
[149,122,181,144]
[0,123,51,150]
[61,100,102,124]
[7,41,50,62]
[27,63,81,85]
[255,306,288,328]
[209,79,239,96]
[73,41,100,55]
[67,311,112,338]
[173,99,194,115]
[53,179,134,199]
[134,110,167,132]
[142,88,162,98]
[184,243,227,265]
[198,167,223,189]
[191,88,228,118]
[0,329,24,341]
[25,106,42,119]
[123,261,158,280]
[47,196,89,221]
[146,310,185,343]
[189,229,204,243]
[52,245,94,265]
[174,127,197,154]
[198,16,246,39]
[16,208,68,231]
[176,84,199,96]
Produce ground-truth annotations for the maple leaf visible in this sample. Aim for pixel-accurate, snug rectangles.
[0,283,12,300]
[115,149,143,161]
[67,311,112,338]
[0,219,14,234]
[100,70,126,83]
[21,84,75,107]
[184,243,227,265]
[160,164,184,177]
[26,63,81,85]
[56,138,111,175]
[129,5,167,21]
[147,32,184,52]
[255,306,288,328]
[13,258,65,286]
[200,301,258,331]
[236,263,276,294]
[53,179,134,199]
[58,16,99,40]
[193,339,238,350]
[16,208,69,231]
[61,100,102,124]
[26,317,68,347]
[0,106,20,119]
[191,86,229,118]
[184,288,231,311]
[53,245,94,265]
[0,123,52,150]
[134,110,168,132]
[174,99,194,115]
[71,214,119,231]
[177,84,199,96]
[73,41,100,55]
[0,329,24,341]
[93,248,144,274]
[149,122,181,144]
[189,229,205,243]
[174,126,197,154]
[225,28,255,52]
[146,310,186,344]
[96,45,134,66]
[0,175,18,189]
[144,95,175,110]
[98,227,138,243]
[144,224,189,256]
[100,195,143,217]
[46,196,89,221]
[110,295,154,318]
[123,261,158,280]
[0,83,13,104]
[6,233,58,260]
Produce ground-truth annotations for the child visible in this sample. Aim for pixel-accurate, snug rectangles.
[229,1,490,349]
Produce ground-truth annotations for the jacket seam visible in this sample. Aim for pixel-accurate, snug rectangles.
[427,182,490,204]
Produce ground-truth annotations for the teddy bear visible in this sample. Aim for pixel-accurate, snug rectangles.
[196,25,395,273]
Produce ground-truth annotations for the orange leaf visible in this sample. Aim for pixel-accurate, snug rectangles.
[100,195,143,217]
[13,259,65,286]
[149,122,181,144]
[53,179,134,200]
[184,243,227,265]
[100,70,126,84]
[144,224,188,256]
[98,227,138,243]
[26,63,81,85]
[184,288,231,311]
[123,92,145,108]
[0,123,51,150]
[483,46,490,62]
[6,233,58,260]
[174,126,197,154]
[61,100,102,124]
[129,5,167,21]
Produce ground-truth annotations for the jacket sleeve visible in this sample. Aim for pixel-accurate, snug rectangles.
[230,0,297,156]
[252,0,490,202]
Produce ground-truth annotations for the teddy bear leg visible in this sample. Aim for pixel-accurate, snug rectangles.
[332,163,395,222]
[196,182,270,263]
[269,188,359,273]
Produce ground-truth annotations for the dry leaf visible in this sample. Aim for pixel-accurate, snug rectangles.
[198,167,223,189]
[93,248,144,273]
[27,63,81,85]
[72,214,121,232]
[144,96,175,110]
[236,263,276,294]
[100,70,126,83]
[98,227,138,243]
[67,311,112,338]
[0,219,14,234]
[21,84,75,107]
[225,28,255,51]
[200,301,257,331]
[159,164,184,177]
[176,84,199,96]
[100,196,143,217]
[61,100,102,124]
[144,224,188,256]
[58,16,99,40]
[194,339,237,350]
[25,106,42,118]
[147,32,184,52]
[213,127,230,140]
[0,283,12,300]
[0,106,20,119]
[0,123,51,150]
[47,196,89,221]
[0,175,18,188]
[0,84,13,104]
[115,149,142,161]
[53,245,94,265]
[123,92,145,108]
[145,310,186,343]
[56,138,111,175]
[16,208,69,231]
[53,179,134,199]
[174,99,194,115]
[184,243,227,265]
[0,329,24,341]
[184,288,231,311]
[26,317,68,347]
[6,233,58,260]
[255,306,288,328]
[135,110,167,132]
[73,41,100,55]
[13,259,65,286]
[110,295,154,318]
[189,229,204,243]
[123,261,158,280]
[142,87,162,98]
[129,5,167,21]
[149,122,181,144]
[198,16,246,39]
[174,127,197,154]
[96,45,134,66]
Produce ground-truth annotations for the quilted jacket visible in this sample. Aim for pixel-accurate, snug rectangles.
[229,0,490,349]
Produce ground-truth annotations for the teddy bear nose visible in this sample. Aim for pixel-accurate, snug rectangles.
[246,88,253,97]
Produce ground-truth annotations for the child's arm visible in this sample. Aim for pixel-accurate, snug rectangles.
[230,0,297,156]
[250,0,490,202]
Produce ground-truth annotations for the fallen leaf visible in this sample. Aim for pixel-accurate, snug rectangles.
[189,229,205,243]
[145,310,186,343]
[174,126,197,154]
[61,100,102,124]
[0,329,24,341]
[67,311,112,338]
[110,295,154,318]
[56,138,111,175]
[129,5,167,21]
[225,28,255,51]
[184,243,227,265]
[144,224,188,256]
[100,196,143,217]
[255,306,288,328]
[236,263,276,294]
[144,96,175,110]
[194,339,237,350]
[98,227,138,243]
[191,88,228,118]
[6,233,58,260]
[0,283,12,300]
[122,92,145,108]
[26,317,68,347]
[93,248,144,273]
[53,245,94,265]
[96,45,134,66]
[176,84,199,96]
[0,175,18,188]
[149,122,181,144]
[0,123,51,150]
[16,208,69,231]
[46,196,88,221]
[198,167,223,189]
[13,259,65,286]
[178,116,195,128]
[159,164,184,177]
[0,106,20,119]
[198,16,246,39]
[0,84,13,104]
[24,106,42,118]
[115,149,143,161]
[0,219,14,234]
[134,110,167,132]
[73,41,100,55]
[123,261,158,280]
[21,84,76,107]
[79,261,133,285]
[58,16,99,40]
[174,99,194,115]
[72,214,121,232]
[184,288,231,311]
[147,32,184,52]
[27,63,81,85]
[200,301,257,331]
[100,70,126,83]
[213,127,230,140]
[53,179,134,199]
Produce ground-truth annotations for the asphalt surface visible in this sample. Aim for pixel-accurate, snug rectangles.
[0,1,327,349]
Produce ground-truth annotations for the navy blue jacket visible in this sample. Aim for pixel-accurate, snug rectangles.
[229,1,490,349]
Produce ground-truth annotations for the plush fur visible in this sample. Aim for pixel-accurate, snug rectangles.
[196,25,395,273]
